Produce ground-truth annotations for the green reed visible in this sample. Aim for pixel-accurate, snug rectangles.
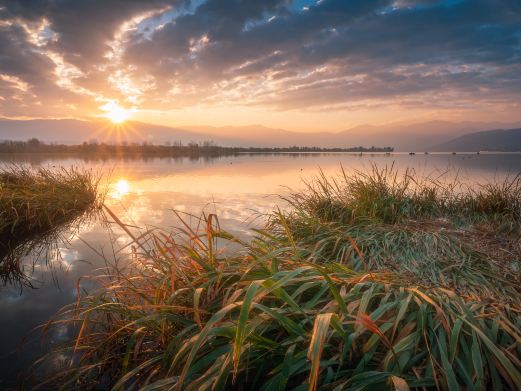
[33,167,521,390]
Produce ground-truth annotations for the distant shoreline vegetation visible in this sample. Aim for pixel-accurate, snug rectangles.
[0,138,394,156]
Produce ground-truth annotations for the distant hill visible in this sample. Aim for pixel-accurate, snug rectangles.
[433,128,521,152]
[1,118,521,151]
[0,118,203,145]
[184,120,521,151]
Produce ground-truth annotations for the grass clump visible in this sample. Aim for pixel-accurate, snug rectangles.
[0,165,101,284]
[293,165,521,226]
[280,165,521,297]
[34,168,521,390]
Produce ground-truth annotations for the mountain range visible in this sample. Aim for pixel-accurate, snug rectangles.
[1,118,521,151]
[434,128,521,152]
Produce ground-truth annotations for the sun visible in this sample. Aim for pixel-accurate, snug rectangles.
[101,101,131,124]
[107,106,130,124]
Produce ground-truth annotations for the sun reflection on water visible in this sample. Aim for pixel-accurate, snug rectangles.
[112,179,130,199]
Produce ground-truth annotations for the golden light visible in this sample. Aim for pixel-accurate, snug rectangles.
[101,101,131,124]
[113,179,130,199]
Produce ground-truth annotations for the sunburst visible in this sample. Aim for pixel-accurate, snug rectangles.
[101,101,131,124]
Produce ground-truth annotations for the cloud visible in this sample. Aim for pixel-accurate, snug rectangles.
[0,0,519,120]
[121,0,521,111]
[0,21,71,116]
[1,1,181,67]
[0,0,186,116]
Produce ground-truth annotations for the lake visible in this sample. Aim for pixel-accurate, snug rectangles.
[0,152,520,387]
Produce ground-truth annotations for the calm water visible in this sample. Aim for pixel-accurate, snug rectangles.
[0,152,520,387]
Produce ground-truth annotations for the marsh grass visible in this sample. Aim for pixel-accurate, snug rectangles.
[32,167,521,390]
[288,165,521,227]
[279,165,521,298]
[0,165,102,285]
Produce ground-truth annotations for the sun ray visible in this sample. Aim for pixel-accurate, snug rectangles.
[88,120,145,146]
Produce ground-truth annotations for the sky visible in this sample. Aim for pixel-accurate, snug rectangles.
[0,0,520,132]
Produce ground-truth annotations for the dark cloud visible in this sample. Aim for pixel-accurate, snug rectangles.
[0,23,54,83]
[0,22,68,116]
[1,0,183,68]
[120,0,521,110]
[0,0,519,116]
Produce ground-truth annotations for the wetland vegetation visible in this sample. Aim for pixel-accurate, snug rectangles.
[0,166,102,285]
[32,166,521,390]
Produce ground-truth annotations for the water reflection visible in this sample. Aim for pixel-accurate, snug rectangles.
[0,152,520,388]
[112,178,130,199]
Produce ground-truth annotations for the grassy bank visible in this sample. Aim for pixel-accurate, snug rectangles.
[0,166,101,284]
[36,167,520,390]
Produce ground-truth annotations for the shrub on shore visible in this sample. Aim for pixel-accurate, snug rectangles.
[35,168,521,390]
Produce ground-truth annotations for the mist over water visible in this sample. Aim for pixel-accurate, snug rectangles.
[0,152,520,387]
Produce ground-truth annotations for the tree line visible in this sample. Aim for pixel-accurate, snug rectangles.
[0,138,393,155]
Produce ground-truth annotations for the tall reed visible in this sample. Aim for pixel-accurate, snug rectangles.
[33,167,521,390]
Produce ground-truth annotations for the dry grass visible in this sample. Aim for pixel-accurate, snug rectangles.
[0,165,102,285]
